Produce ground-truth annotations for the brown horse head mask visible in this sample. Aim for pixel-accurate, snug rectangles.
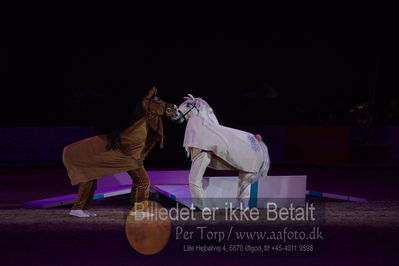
[142,87,177,148]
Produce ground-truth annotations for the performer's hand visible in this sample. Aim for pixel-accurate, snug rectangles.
[255,134,262,141]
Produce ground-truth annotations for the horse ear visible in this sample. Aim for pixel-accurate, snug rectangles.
[184,93,195,101]
[147,87,158,97]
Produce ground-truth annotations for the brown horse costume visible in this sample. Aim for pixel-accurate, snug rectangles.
[63,88,177,215]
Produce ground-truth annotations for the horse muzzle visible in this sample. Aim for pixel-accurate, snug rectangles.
[171,109,186,124]
[165,104,178,118]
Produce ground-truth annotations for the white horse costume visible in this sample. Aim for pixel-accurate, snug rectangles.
[172,94,270,209]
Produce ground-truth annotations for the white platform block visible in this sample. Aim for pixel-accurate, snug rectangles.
[203,176,238,198]
[154,175,307,209]
[255,175,307,208]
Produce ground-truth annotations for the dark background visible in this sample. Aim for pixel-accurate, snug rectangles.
[3,4,399,130]
[4,39,398,127]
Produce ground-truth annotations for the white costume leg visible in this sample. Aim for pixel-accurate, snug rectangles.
[237,141,270,209]
[189,150,211,209]
[237,171,255,209]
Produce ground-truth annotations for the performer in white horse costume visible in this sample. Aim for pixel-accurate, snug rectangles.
[172,94,270,209]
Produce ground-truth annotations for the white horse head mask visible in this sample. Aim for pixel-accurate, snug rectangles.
[171,94,219,124]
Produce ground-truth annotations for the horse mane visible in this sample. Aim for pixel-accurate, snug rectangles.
[106,97,145,151]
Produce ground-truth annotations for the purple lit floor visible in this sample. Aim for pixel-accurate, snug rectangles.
[1,164,399,265]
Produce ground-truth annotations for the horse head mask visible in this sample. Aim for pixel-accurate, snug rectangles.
[142,87,177,148]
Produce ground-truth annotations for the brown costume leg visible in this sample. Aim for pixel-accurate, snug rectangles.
[71,180,97,210]
[127,167,150,206]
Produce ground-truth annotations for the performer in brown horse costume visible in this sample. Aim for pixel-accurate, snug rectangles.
[63,87,177,217]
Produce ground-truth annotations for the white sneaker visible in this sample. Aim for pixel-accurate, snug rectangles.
[84,210,97,217]
[69,210,90,218]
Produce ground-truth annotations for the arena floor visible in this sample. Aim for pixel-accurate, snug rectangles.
[1,164,399,265]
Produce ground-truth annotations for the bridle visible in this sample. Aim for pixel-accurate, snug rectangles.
[144,94,168,116]
[177,100,199,122]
